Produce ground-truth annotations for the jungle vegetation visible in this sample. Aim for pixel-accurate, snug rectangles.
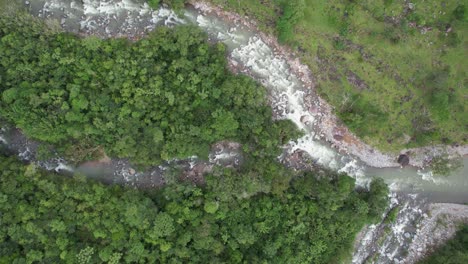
[0,13,300,166]
[205,0,467,152]
[0,3,393,263]
[0,155,389,263]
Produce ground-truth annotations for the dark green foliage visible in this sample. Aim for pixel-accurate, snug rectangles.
[147,0,160,9]
[361,178,389,222]
[383,0,395,8]
[452,4,466,21]
[384,205,399,224]
[0,155,388,263]
[418,224,468,264]
[0,14,298,165]
[338,93,388,138]
[277,0,305,43]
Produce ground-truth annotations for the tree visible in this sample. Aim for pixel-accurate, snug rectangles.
[0,13,299,166]
[0,155,389,263]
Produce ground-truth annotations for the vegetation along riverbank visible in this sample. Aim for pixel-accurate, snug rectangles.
[0,0,466,263]
[0,152,389,263]
[198,0,467,154]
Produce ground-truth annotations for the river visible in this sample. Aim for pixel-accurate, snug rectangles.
[3,0,468,263]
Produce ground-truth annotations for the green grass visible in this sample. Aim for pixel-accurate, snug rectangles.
[208,0,467,152]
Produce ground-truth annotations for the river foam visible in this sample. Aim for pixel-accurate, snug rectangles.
[187,10,368,180]
[0,135,7,145]
[32,0,368,181]
[36,0,183,37]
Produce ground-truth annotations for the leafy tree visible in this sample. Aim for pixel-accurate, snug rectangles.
[0,13,299,166]
[277,0,305,43]
[0,155,389,263]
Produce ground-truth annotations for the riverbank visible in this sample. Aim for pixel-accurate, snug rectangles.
[3,2,467,263]
[404,203,468,263]
[352,198,468,264]
[190,1,468,169]
[17,0,466,171]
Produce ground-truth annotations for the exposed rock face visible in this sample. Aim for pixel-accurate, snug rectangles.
[397,154,410,166]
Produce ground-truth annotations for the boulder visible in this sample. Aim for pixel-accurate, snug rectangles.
[397,154,410,166]
[333,134,344,141]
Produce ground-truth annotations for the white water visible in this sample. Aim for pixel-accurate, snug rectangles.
[0,135,7,145]
[54,162,74,172]
[35,0,183,37]
[8,1,468,263]
[184,8,368,181]
[27,0,368,180]
[15,0,468,201]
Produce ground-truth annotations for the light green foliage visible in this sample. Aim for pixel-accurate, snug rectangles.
[384,205,400,224]
[0,0,22,15]
[208,0,280,34]
[162,0,188,10]
[0,14,299,165]
[418,224,468,264]
[0,155,388,263]
[203,201,219,214]
[429,154,463,176]
[147,0,160,9]
[277,0,306,43]
[147,0,189,10]
[206,0,467,152]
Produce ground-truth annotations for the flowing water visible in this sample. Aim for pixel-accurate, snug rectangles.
[3,1,467,263]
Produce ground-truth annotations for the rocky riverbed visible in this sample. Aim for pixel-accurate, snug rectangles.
[190,1,468,169]
[15,0,465,181]
[4,1,468,263]
[404,203,468,263]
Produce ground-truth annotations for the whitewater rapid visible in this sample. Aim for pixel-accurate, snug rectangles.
[4,1,467,263]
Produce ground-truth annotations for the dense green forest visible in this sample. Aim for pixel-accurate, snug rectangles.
[0,13,300,166]
[0,8,390,263]
[0,155,388,263]
[418,224,468,264]
[5,1,467,263]
[205,0,467,152]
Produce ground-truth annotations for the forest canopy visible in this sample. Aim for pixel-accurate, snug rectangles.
[0,14,300,166]
[0,155,389,264]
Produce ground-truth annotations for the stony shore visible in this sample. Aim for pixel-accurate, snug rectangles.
[404,203,468,263]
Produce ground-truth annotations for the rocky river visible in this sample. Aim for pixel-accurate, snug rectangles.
[2,0,467,263]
